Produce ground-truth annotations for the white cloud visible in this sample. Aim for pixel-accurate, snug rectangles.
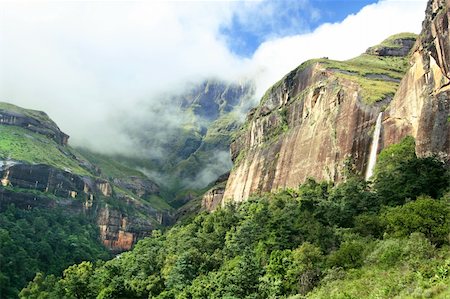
[0,0,428,155]
[248,0,428,97]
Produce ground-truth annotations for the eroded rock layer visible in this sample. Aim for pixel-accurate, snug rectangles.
[223,63,384,203]
[382,0,450,159]
[223,0,449,205]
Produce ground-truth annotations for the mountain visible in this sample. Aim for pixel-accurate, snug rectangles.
[204,33,412,205]
[0,102,173,253]
[15,0,450,298]
[217,2,449,206]
[110,79,254,207]
[382,0,450,159]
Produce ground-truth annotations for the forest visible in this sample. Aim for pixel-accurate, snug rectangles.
[17,136,450,298]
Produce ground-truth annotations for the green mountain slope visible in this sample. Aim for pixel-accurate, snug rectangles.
[0,102,173,296]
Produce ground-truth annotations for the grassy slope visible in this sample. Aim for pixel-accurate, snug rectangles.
[259,34,413,108]
[0,102,55,124]
[0,114,173,213]
[307,243,450,299]
[369,32,417,50]
[0,126,90,176]
[320,53,410,104]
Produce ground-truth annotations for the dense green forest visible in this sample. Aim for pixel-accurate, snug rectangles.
[17,136,450,298]
[0,207,110,298]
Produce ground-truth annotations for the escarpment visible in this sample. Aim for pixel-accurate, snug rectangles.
[382,0,450,160]
[0,102,69,145]
[222,34,420,204]
[222,0,450,206]
[0,104,171,252]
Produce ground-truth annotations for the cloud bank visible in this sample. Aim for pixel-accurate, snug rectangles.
[0,0,427,157]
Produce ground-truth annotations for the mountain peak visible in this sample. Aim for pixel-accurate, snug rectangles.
[365,32,418,57]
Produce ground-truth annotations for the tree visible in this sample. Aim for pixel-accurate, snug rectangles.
[58,261,95,298]
[374,136,448,206]
[382,196,450,245]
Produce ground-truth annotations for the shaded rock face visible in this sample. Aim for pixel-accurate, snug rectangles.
[382,0,450,160]
[0,108,69,146]
[0,162,161,252]
[202,188,225,211]
[201,172,229,211]
[0,188,56,210]
[223,64,383,203]
[0,163,96,199]
[366,37,416,57]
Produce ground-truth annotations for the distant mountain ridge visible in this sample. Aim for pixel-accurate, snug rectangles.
[0,102,172,252]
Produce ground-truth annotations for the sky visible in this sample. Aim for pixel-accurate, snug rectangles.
[0,0,428,157]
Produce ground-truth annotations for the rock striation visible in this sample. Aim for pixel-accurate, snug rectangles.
[382,0,450,160]
[0,102,69,146]
[0,160,168,251]
[0,102,171,252]
[222,42,411,203]
[222,0,449,206]
[201,172,229,211]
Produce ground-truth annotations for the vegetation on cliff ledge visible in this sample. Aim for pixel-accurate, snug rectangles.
[21,137,450,298]
[0,126,90,176]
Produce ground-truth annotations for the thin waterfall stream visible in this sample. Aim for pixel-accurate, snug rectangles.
[365,112,383,180]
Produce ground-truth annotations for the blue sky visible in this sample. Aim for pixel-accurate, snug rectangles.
[221,0,378,57]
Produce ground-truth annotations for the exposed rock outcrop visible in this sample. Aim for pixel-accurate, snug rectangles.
[223,63,381,203]
[0,102,69,146]
[201,172,229,211]
[223,0,448,205]
[0,161,165,251]
[221,35,421,203]
[366,33,417,57]
[0,162,96,199]
[382,0,450,160]
[97,206,153,252]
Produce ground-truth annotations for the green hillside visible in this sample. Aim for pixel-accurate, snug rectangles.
[0,125,91,176]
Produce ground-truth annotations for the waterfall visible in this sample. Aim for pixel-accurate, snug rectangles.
[365,112,383,180]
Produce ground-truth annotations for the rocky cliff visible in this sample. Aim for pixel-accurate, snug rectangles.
[0,103,171,252]
[201,172,229,211]
[221,0,449,206]
[382,0,450,160]
[0,102,69,145]
[221,34,415,204]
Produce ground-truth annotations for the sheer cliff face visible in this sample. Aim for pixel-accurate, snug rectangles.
[223,0,449,205]
[223,63,383,203]
[383,0,450,160]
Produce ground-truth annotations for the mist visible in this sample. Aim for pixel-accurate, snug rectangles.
[0,0,427,186]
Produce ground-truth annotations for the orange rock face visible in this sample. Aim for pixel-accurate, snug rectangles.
[223,0,450,204]
[202,188,225,211]
[383,0,450,159]
[223,64,382,203]
[97,206,137,252]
